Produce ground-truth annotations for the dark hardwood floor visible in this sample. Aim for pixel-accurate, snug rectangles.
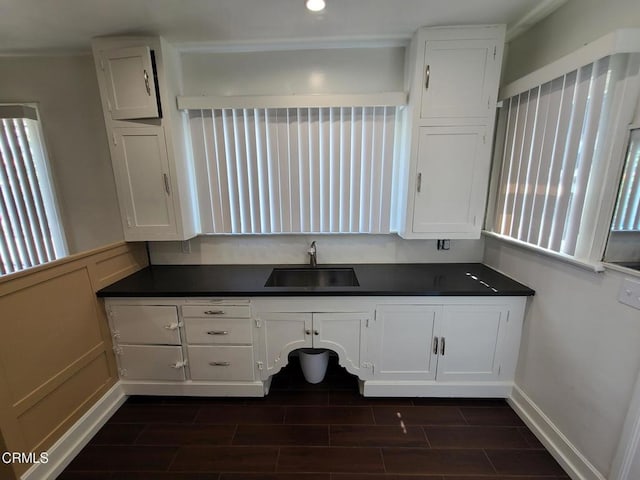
[58,355,569,479]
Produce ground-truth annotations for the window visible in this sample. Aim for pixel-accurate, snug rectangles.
[487,53,639,264]
[188,106,400,234]
[0,105,66,275]
[611,128,640,232]
[604,128,640,268]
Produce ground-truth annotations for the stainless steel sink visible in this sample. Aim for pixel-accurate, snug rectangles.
[265,267,359,287]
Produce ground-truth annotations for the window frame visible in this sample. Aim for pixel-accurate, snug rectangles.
[484,48,640,272]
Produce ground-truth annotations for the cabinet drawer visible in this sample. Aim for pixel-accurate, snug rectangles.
[185,318,252,345]
[117,345,185,381]
[182,305,251,319]
[110,305,181,345]
[188,346,254,381]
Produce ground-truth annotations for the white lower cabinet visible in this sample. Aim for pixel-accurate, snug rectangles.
[365,301,522,397]
[373,304,508,383]
[258,310,368,380]
[105,296,525,398]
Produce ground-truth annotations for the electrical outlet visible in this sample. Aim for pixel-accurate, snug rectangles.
[619,278,640,310]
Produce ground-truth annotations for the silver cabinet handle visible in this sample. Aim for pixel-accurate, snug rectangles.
[164,322,182,331]
[170,360,186,369]
[144,69,151,96]
[163,173,171,195]
[305,329,311,335]
[313,329,320,336]
[209,361,231,367]
[425,64,430,89]
[204,310,225,315]
[207,330,229,335]
[417,172,422,193]
[441,337,446,356]
[433,336,439,355]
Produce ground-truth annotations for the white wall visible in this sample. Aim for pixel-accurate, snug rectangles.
[149,234,483,265]
[181,47,405,96]
[0,55,123,253]
[489,2,640,476]
[504,0,640,83]
[484,237,640,477]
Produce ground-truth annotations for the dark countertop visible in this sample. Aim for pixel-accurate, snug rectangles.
[97,263,534,297]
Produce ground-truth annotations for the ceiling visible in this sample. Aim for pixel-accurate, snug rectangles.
[0,0,561,55]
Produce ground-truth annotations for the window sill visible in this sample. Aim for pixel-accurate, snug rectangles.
[602,262,640,278]
[481,231,605,273]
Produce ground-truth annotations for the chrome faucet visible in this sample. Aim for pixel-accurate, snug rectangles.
[308,241,317,267]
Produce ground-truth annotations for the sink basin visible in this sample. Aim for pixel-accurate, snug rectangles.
[265,267,360,287]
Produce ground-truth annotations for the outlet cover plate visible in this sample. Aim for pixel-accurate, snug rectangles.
[619,278,640,310]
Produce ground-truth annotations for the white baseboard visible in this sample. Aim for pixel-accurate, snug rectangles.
[362,380,512,397]
[21,383,127,480]
[508,386,605,480]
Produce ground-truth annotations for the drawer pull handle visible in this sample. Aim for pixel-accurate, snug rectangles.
[207,330,229,335]
[204,310,225,315]
[170,360,186,369]
[209,361,231,367]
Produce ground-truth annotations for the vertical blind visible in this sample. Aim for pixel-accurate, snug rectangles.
[188,106,398,234]
[611,128,640,231]
[491,54,634,257]
[0,107,65,275]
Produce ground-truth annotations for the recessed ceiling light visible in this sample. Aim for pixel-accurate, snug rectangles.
[306,0,326,12]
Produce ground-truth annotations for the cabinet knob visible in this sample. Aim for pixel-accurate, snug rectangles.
[305,329,311,335]
[313,329,320,336]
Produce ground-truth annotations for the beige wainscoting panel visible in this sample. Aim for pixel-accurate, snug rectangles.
[1,267,103,404]
[17,354,111,451]
[0,242,147,480]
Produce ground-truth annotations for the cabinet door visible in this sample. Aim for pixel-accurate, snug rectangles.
[436,305,508,382]
[110,305,180,345]
[313,312,368,375]
[118,345,185,380]
[261,312,312,379]
[112,126,178,240]
[102,46,160,120]
[420,39,497,122]
[374,305,439,380]
[411,126,489,237]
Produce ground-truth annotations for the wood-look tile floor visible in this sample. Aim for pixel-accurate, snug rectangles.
[58,356,570,480]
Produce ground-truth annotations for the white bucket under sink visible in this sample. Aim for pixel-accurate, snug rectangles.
[298,348,329,384]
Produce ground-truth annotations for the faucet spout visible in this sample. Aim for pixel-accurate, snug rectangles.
[308,241,317,267]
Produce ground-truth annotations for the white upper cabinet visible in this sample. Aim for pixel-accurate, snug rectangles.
[92,36,197,241]
[400,26,505,239]
[411,125,490,237]
[111,126,178,239]
[419,39,499,123]
[102,46,160,120]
